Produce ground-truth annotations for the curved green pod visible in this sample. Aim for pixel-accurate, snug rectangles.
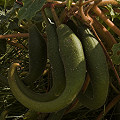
[57,24,86,101]
[17,23,66,101]
[77,23,109,110]
[46,23,66,98]
[22,24,47,86]
[8,24,86,112]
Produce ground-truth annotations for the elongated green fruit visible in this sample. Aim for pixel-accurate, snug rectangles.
[57,24,86,97]
[8,24,86,112]
[22,24,47,86]
[46,23,66,98]
[17,23,66,101]
[77,23,109,110]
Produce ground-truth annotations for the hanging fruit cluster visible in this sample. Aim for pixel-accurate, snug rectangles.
[8,1,110,114]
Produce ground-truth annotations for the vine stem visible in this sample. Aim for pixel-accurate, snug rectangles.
[92,6,120,37]
[79,0,119,7]
[91,16,117,49]
[98,0,120,6]
[7,40,27,49]
[78,0,91,25]
[50,4,61,27]
[78,0,118,47]
[59,8,68,23]
[41,8,49,25]
[78,0,120,85]
[79,0,95,6]
[96,94,120,120]
[110,82,120,94]
[84,0,102,17]
[92,8,120,15]
[0,33,29,39]
[80,0,120,7]
[50,0,119,7]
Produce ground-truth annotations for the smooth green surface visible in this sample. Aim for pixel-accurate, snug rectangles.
[46,23,66,99]
[22,24,47,86]
[16,23,65,102]
[77,23,109,110]
[8,24,86,112]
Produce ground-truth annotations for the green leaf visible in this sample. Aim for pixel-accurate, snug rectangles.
[106,4,115,21]
[66,0,73,10]
[18,0,46,20]
[111,43,120,65]
[116,0,120,4]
